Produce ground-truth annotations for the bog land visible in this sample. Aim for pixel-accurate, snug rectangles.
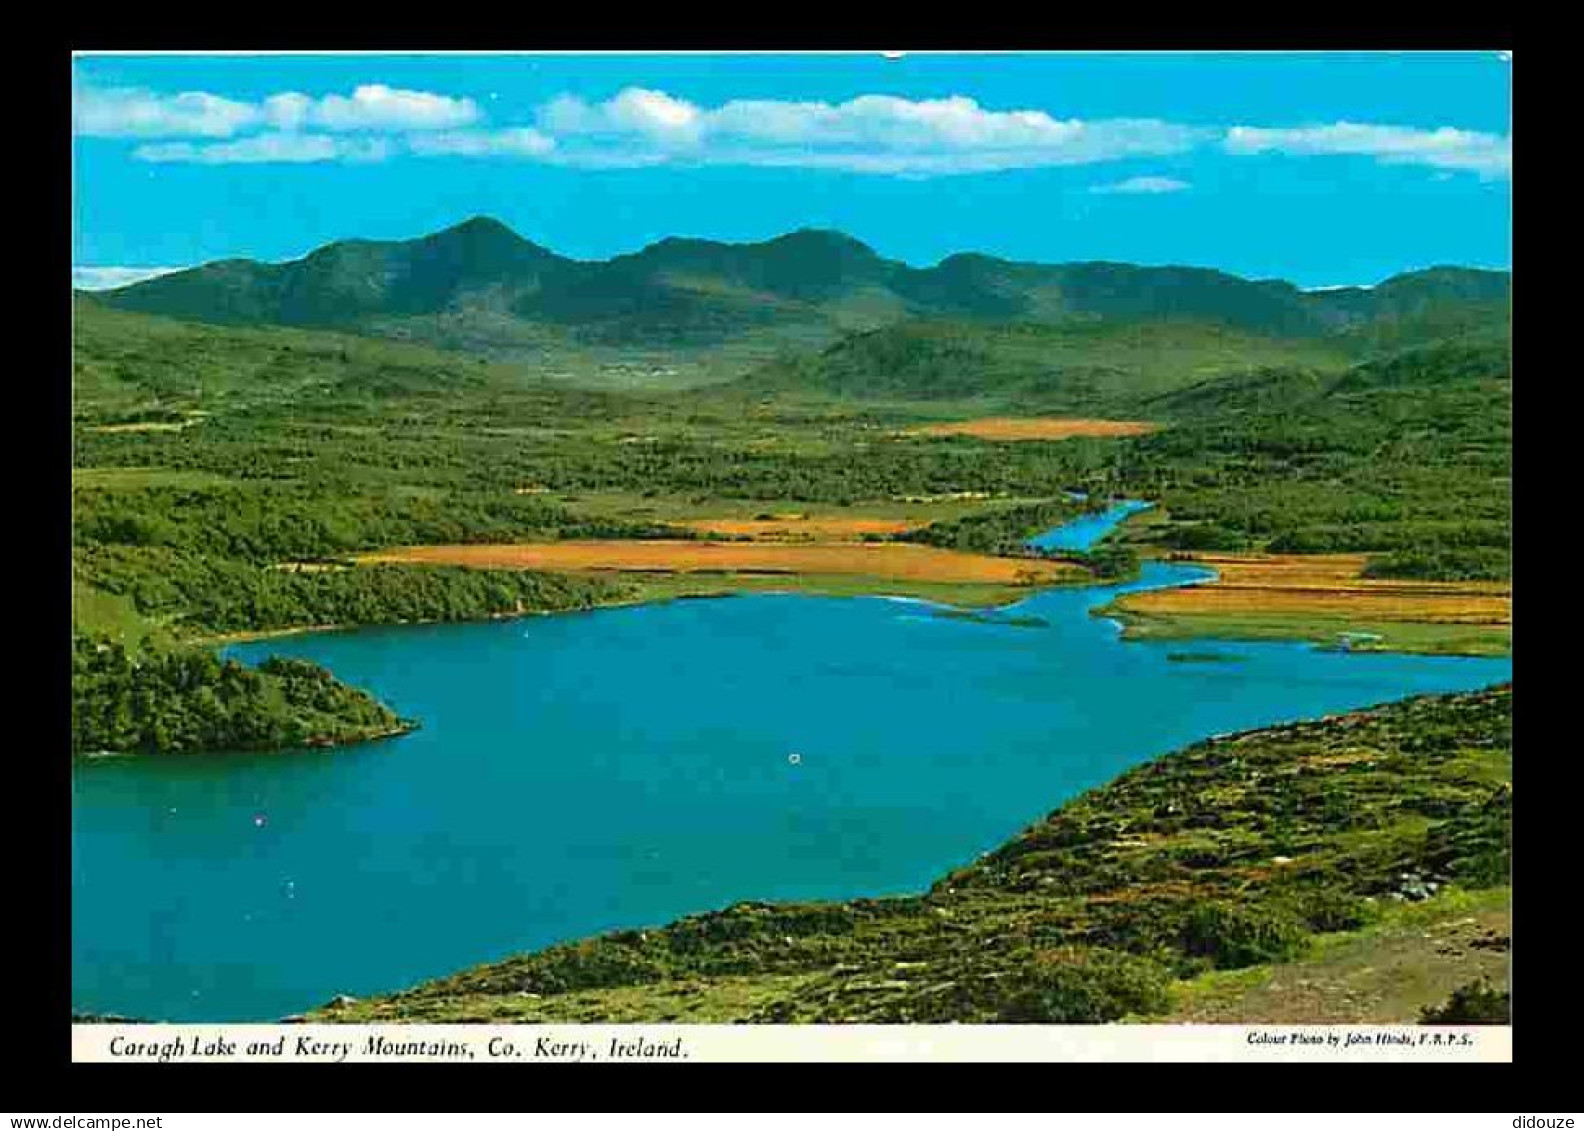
[1100,553,1511,656]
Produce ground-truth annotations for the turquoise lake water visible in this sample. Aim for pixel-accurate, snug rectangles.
[71,505,1511,1021]
[1027,498,1155,551]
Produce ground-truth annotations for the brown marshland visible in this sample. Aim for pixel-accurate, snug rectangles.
[358,540,1085,586]
[1115,553,1511,624]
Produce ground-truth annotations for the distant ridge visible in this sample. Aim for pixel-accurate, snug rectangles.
[95,217,1512,350]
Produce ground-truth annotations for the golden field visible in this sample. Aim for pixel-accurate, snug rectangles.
[1117,553,1511,625]
[358,540,1085,586]
[908,417,1160,441]
[675,516,918,539]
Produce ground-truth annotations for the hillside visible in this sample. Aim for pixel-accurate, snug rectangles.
[92,217,1511,355]
[313,685,1511,1024]
[727,319,1352,410]
[1109,336,1512,573]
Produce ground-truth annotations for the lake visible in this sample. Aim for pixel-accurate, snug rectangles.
[72,505,1512,1020]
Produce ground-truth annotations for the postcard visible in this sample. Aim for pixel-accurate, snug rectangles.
[67,49,1512,1067]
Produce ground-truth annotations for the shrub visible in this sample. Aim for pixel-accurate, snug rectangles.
[995,950,1173,1023]
[1277,885,1382,933]
[1420,979,1509,1024]
[520,942,665,995]
[1180,902,1306,969]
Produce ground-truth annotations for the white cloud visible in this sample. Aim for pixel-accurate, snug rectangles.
[1224,122,1511,178]
[78,81,1514,183]
[262,92,313,131]
[128,123,551,166]
[534,88,1206,173]
[306,84,479,132]
[407,127,556,158]
[539,88,703,146]
[133,133,393,165]
[75,87,260,138]
[73,265,186,291]
[1090,175,1191,195]
[77,84,478,139]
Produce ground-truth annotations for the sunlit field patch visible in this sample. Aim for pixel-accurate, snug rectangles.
[358,540,1085,586]
[907,417,1161,441]
[676,516,918,539]
[1125,554,1511,624]
[1102,553,1511,654]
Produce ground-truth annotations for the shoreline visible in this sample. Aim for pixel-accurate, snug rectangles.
[295,684,1513,1025]
[192,564,1106,649]
[196,553,1509,660]
[191,500,1167,647]
[72,719,419,762]
[189,510,1507,657]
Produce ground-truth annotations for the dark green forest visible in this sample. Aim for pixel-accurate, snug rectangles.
[77,548,632,637]
[73,635,410,755]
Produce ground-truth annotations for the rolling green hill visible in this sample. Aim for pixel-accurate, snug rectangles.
[728,319,1354,410]
[1136,334,1512,421]
[92,217,1510,356]
[1111,336,1512,569]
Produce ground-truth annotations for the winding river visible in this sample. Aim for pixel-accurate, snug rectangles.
[72,502,1512,1021]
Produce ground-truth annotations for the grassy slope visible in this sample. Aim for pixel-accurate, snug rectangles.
[1165,884,1509,1023]
[729,319,1350,411]
[73,301,1510,657]
[316,685,1511,1024]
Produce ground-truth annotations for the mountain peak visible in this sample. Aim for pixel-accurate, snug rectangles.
[769,228,879,255]
[427,215,525,244]
[94,219,1509,349]
[450,215,516,235]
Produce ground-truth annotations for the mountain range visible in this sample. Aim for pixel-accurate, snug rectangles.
[89,216,1511,352]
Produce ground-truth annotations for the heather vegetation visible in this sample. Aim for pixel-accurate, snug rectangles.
[1421,978,1510,1024]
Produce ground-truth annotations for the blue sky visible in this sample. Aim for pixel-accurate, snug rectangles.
[72,52,1512,289]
